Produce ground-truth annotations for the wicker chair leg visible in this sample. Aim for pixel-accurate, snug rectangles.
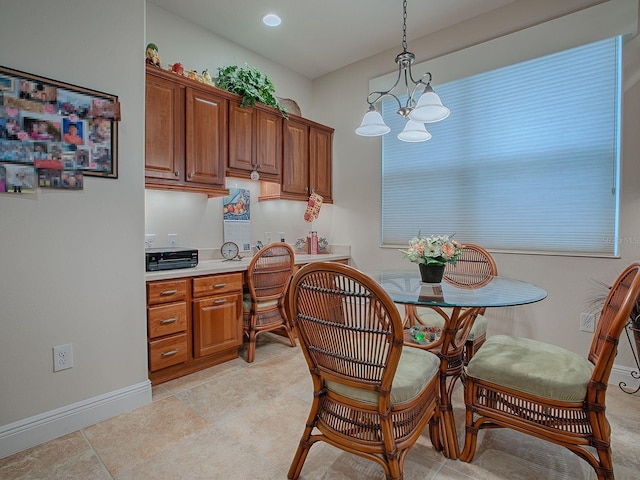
[284,325,297,347]
[593,445,615,480]
[288,399,320,480]
[459,385,479,462]
[287,439,312,480]
[246,328,257,363]
[428,416,442,452]
[280,307,297,347]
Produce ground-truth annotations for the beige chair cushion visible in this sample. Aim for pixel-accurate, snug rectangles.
[466,334,594,402]
[325,347,439,405]
[242,293,279,312]
[417,308,487,340]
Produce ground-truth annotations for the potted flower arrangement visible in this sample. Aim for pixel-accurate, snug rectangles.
[400,233,463,283]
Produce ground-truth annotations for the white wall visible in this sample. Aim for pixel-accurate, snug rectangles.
[0,0,147,456]
[313,0,640,372]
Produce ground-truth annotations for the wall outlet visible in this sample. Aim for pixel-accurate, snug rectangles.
[145,234,156,248]
[168,234,178,247]
[265,232,271,244]
[579,313,596,333]
[279,232,285,242]
[53,344,74,372]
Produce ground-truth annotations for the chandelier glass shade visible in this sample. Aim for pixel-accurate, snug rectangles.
[356,0,449,142]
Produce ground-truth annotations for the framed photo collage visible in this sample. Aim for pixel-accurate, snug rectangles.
[0,66,119,194]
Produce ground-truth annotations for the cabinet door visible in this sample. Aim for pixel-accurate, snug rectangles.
[282,119,309,196]
[228,101,254,172]
[310,126,333,201]
[193,293,242,358]
[228,103,282,181]
[255,108,282,177]
[185,87,227,187]
[145,74,185,180]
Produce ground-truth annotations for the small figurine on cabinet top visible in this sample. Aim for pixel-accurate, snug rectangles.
[145,43,162,67]
[202,69,214,85]
[170,62,184,76]
[187,70,200,82]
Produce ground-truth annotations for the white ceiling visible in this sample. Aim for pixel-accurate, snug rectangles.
[148,0,518,79]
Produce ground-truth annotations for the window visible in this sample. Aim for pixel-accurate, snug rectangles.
[381,37,621,256]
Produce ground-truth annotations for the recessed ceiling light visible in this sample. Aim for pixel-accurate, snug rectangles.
[262,13,281,27]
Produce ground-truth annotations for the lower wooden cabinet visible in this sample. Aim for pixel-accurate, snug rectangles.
[193,293,242,357]
[146,272,243,385]
[192,273,243,358]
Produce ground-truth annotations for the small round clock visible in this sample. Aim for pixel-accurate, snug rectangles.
[221,241,240,260]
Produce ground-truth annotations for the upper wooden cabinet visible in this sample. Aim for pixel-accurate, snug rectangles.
[145,71,184,182]
[309,125,333,201]
[260,116,334,203]
[185,87,227,187]
[227,100,282,182]
[145,65,334,200]
[145,65,228,196]
[281,118,309,197]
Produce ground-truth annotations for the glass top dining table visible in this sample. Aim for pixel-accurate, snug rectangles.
[367,269,548,309]
[366,268,547,459]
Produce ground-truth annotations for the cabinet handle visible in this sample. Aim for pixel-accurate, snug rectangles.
[160,349,179,357]
[160,289,178,296]
[213,299,227,305]
[174,171,179,177]
[212,283,227,288]
[188,172,193,178]
[159,317,178,325]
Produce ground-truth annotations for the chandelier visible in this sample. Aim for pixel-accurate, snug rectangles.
[355,0,450,142]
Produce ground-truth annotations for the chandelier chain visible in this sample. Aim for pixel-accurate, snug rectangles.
[402,0,408,52]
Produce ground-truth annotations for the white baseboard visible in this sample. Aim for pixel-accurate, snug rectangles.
[0,380,152,459]
[610,363,640,393]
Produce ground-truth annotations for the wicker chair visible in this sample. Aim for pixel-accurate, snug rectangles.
[460,261,640,480]
[242,242,296,363]
[287,261,442,480]
[404,244,497,363]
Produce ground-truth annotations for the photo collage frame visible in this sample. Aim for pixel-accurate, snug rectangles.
[0,65,119,194]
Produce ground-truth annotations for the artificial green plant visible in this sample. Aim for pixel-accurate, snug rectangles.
[215,64,288,118]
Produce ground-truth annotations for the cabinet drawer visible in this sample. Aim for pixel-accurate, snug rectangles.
[147,279,188,305]
[192,273,243,298]
[148,302,187,339]
[149,333,188,371]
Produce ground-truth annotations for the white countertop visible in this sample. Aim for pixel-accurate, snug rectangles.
[145,252,350,282]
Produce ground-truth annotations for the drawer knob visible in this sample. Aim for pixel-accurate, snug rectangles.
[159,317,178,325]
[213,283,227,288]
[160,349,179,357]
[160,289,178,296]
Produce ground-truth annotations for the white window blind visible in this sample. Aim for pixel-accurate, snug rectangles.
[381,37,621,255]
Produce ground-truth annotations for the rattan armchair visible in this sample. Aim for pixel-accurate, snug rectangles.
[405,243,497,363]
[460,261,640,480]
[287,261,442,480]
[242,242,296,363]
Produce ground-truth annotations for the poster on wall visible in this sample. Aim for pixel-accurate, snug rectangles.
[223,188,251,252]
[0,65,119,194]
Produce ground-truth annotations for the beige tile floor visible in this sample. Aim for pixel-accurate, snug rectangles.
[2,334,639,479]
